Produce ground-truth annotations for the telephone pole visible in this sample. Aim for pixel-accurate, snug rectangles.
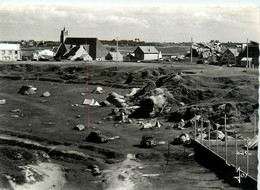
[191,37,193,63]
[116,36,118,62]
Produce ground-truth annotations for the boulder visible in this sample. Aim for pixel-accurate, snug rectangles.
[92,86,104,94]
[172,133,191,144]
[42,91,51,97]
[86,131,108,143]
[210,130,225,140]
[74,124,85,131]
[140,135,156,148]
[18,85,36,95]
[140,119,162,129]
[89,165,101,176]
[125,88,140,97]
[0,99,6,105]
[10,109,21,113]
[196,133,207,141]
[100,100,111,107]
[107,92,127,107]
[133,81,157,99]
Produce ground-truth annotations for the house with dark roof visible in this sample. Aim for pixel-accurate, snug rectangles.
[221,48,239,65]
[55,37,108,61]
[134,46,160,61]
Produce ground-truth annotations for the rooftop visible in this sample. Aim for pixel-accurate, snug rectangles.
[136,46,159,54]
[0,43,20,50]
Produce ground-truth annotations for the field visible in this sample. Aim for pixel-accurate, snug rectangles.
[0,60,258,190]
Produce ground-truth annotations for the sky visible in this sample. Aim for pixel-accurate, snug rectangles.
[0,0,259,43]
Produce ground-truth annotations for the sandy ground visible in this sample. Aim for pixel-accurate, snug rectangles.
[102,154,143,190]
[7,163,65,190]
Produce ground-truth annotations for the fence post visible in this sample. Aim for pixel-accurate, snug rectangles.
[208,121,210,149]
[254,114,256,136]
[194,117,197,141]
[225,115,227,163]
[216,124,218,154]
[246,140,249,174]
[167,141,170,165]
[235,134,237,168]
[201,117,203,144]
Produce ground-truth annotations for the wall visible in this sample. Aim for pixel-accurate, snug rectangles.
[134,47,144,60]
[194,141,257,190]
[144,53,158,60]
[0,49,21,61]
[95,39,109,60]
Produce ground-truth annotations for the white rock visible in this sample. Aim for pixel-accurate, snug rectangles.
[0,99,6,105]
[42,92,51,97]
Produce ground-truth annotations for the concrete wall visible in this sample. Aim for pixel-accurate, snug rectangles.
[193,141,257,190]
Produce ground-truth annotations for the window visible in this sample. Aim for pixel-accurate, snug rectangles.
[8,50,11,55]
[15,51,18,55]
[2,50,5,55]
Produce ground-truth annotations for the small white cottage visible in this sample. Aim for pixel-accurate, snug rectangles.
[0,43,21,61]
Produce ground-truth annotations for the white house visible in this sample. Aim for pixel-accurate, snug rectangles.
[241,57,253,68]
[134,46,160,61]
[0,43,21,61]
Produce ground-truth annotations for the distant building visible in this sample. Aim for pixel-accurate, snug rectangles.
[134,46,160,61]
[55,28,108,61]
[237,42,259,67]
[55,37,108,61]
[240,57,253,68]
[0,43,21,61]
[106,51,123,61]
[221,48,239,65]
[28,40,36,47]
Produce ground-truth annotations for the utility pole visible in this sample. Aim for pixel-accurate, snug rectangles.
[116,36,118,62]
[191,37,193,63]
[247,38,249,68]
[225,115,227,163]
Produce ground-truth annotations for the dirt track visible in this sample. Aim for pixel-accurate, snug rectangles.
[0,61,258,189]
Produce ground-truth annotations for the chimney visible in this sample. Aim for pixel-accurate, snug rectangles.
[60,27,65,43]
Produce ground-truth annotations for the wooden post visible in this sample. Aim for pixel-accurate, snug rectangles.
[116,36,119,62]
[235,134,237,168]
[254,114,256,136]
[246,140,249,174]
[216,124,219,154]
[191,37,193,63]
[225,115,227,162]
[167,141,170,165]
[194,117,197,141]
[208,121,210,149]
[201,118,203,144]
[247,38,249,68]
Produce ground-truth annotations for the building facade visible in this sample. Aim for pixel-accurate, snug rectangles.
[134,46,160,61]
[0,43,21,61]
[55,37,108,61]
